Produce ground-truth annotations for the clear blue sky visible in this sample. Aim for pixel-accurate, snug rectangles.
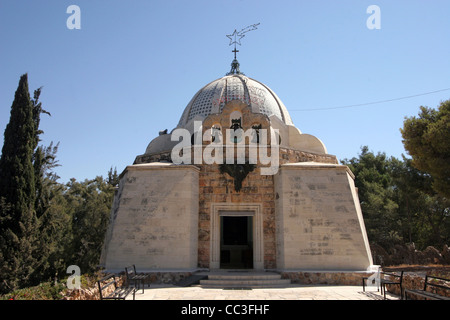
[1,0,449,183]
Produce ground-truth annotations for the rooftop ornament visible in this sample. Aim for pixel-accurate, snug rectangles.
[226,23,260,75]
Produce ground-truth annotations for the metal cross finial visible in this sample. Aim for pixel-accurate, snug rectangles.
[232,47,239,60]
[226,23,260,75]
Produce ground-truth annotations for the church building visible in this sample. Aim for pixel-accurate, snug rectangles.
[100,56,373,274]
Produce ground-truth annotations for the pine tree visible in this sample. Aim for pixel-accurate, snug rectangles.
[401,100,450,198]
[0,74,38,293]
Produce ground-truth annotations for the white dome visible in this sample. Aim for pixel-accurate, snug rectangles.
[140,70,329,157]
[177,74,293,127]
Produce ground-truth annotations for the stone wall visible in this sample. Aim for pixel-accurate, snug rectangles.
[384,273,450,299]
[63,274,127,300]
[101,163,199,270]
[133,147,338,166]
[279,147,338,165]
[281,271,373,286]
[371,243,450,266]
[274,162,373,270]
[198,164,277,269]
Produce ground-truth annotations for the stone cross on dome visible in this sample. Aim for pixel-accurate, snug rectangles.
[226,23,260,75]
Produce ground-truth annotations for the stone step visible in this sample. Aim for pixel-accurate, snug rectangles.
[200,279,291,287]
[207,274,282,280]
[199,272,291,289]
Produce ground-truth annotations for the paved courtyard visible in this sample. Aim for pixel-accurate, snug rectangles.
[132,284,400,300]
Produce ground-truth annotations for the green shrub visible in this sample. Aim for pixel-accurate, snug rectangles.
[1,282,66,300]
[0,272,106,300]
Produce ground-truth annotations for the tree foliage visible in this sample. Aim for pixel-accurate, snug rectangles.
[0,74,39,292]
[342,147,400,248]
[0,74,115,294]
[342,146,450,252]
[401,100,450,198]
[64,177,114,273]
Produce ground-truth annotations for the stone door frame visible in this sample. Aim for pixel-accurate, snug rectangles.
[210,203,264,270]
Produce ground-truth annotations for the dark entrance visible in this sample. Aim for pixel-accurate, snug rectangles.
[220,216,253,269]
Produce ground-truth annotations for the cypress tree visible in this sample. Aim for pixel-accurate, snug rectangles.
[0,74,38,293]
